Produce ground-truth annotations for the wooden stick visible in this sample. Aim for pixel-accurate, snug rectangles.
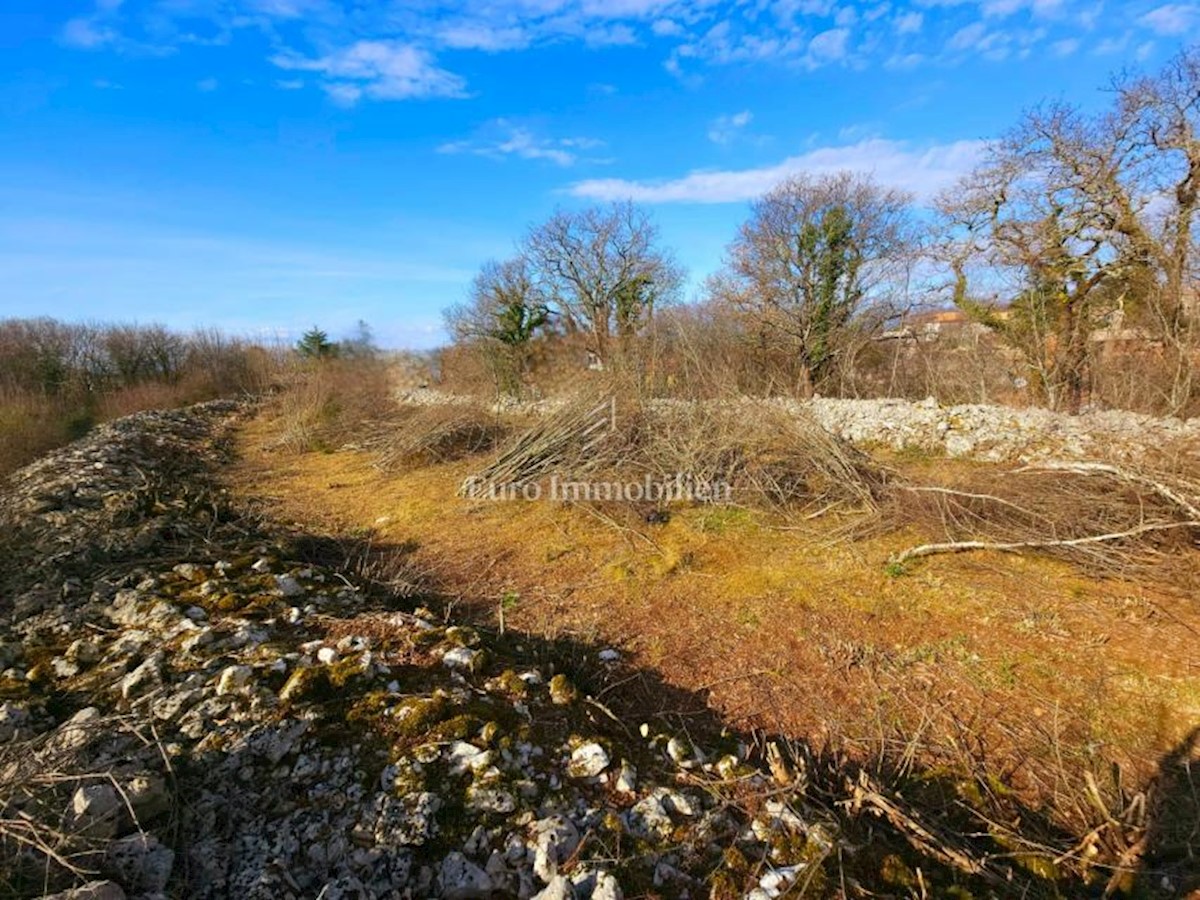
[891,520,1200,566]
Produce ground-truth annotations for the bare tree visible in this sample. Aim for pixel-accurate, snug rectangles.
[522,202,683,366]
[940,45,1200,414]
[711,172,918,393]
[445,256,549,395]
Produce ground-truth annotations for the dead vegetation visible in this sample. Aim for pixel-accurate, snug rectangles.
[269,356,394,453]
[233,392,1200,897]
[0,711,173,897]
[464,387,888,516]
[887,461,1200,577]
[368,402,510,471]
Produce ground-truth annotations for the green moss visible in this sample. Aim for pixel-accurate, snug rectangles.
[347,690,393,726]
[880,854,916,887]
[392,694,451,738]
[768,828,809,865]
[708,869,741,900]
[326,653,368,688]
[443,626,479,648]
[413,628,445,648]
[548,674,577,705]
[490,669,528,699]
[278,655,369,706]
[426,713,480,744]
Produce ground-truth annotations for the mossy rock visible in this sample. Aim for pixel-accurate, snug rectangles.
[548,674,577,705]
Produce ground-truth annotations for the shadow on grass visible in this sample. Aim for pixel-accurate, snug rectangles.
[281,525,1200,899]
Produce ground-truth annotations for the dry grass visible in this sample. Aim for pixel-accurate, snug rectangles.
[268,357,395,453]
[229,409,1200,856]
[887,461,1200,578]
[368,402,509,471]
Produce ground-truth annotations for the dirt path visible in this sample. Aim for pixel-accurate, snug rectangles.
[228,409,1200,828]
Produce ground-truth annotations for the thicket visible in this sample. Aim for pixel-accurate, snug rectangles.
[0,319,278,476]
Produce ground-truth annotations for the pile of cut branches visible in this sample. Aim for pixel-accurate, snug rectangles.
[368,402,509,470]
[465,388,888,516]
[888,460,1200,575]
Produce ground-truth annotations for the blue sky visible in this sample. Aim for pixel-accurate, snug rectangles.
[1,0,1195,347]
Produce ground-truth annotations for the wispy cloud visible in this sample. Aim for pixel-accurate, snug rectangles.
[568,137,988,203]
[707,110,753,144]
[271,41,468,103]
[1139,3,1200,35]
[55,0,1174,104]
[438,120,604,166]
[61,0,126,50]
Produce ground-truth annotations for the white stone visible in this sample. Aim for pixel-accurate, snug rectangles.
[104,834,174,893]
[591,871,623,900]
[71,783,121,837]
[442,646,482,672]
[316,646,338,665]
[567,742,610,779]
[532,815,580,883]
[216,665,252,695]
[275,574,305,598]
[532,875,575,900]
[439,852,492,900]
[446,741,492,776]
[120,652,164,700]
[759,864,807,898]
[615,761,637,794]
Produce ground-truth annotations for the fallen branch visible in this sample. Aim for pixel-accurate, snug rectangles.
[890,520,1200,566]
[895,485,1048,522]
[1018,461,1200,521]
[848,771,1008,885]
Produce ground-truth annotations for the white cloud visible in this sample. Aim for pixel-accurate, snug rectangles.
[437,23,530,51]
[980,0,1065,16]
[584,23,639,46]
[197,76,219,91]
[246,0,330,18]
[57,0,1110,96]
[1139,3,1200,35]
[808,27,850,62]
[1050,36,1079,55]
[568,137,989,203]
[61,16,117,49]
[947,21,987,51]
[272,41,468,102]
[651,18,684,36]
[1094,32,1130,54]
[707,110,753,144]
[439,120,603,166]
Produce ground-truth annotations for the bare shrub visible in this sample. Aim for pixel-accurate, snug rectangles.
[0,319,284,478]
[270,357,394,453]
[370,403,509,470]
[467,385,887,516]
[887,461,1200,576]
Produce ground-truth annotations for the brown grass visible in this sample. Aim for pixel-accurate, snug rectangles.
[369,402,510,470]
[228,406,1200,859]
[267,357,395,453]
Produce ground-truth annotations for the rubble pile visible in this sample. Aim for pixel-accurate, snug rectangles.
[798,397,1200,463]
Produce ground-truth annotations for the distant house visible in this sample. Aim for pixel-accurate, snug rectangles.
[878,308,989,343]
